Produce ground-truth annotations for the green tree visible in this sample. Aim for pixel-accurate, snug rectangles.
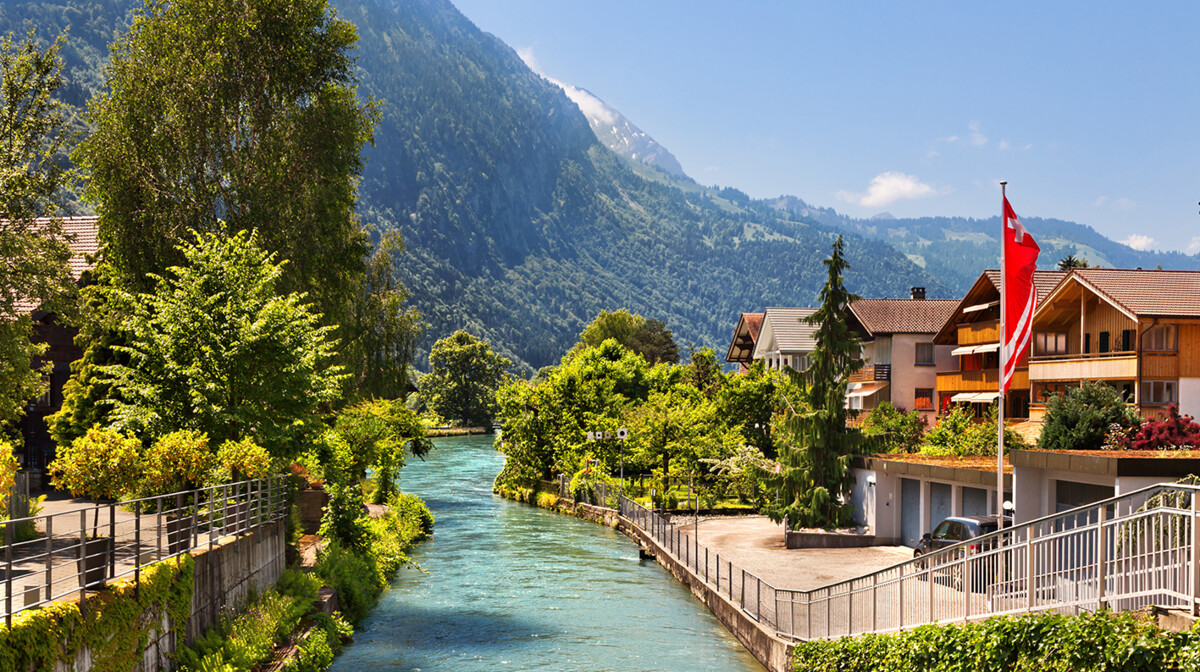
[422,331,511,426]
[100,230,345,459]
[921,404,1026,456]
[715,359,777,458]
[580,309,644,350]
[1039,380,1141,451]
[629,318,680,365]
[1057,254,1091,270]
[0,30,74,430]
[333,398,432,502]
[861,401,924,453]
[767,236,864,529]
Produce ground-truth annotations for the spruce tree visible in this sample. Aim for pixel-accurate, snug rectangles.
[768,236,865,529]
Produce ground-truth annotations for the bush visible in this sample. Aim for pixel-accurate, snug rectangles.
[313,544,379,625]
[861,402,924,453]
[141,430,213,495]
[792,609,1186,672]
[49,426,141,501]
[389,492,435,539]
[921,404,1026,457]
[318,482,370,552]
[1039,380,1142,451]
[213,437,272,482]
[1127,404,1200,450]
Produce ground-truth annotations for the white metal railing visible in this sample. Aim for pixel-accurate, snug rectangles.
[620,482,1200,640]
[0,475,288,625]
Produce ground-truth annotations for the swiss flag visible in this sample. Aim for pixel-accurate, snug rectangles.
[1001,197,1040,392]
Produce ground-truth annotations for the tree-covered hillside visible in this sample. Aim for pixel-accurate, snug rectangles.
[3,0,945,372]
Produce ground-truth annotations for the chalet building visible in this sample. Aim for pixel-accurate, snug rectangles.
[724,312,764,373]
[1026,268,1200,421]
[16,217,99,479]
[845,288,958,424]
[932,269,1066,419]
[750,307,818,372]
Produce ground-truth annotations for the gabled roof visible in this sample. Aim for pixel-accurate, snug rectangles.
[934,269,1067,345]
[14,216,100,314]
[848,298,958,336]
[725,312,764,363]
[1040,268,1200,319]
[752,307,818,358]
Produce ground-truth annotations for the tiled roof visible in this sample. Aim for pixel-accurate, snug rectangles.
[983,269,1068,303]
[1067,268,1200,317]
[725,312,764,363]
[755,307,819,355]
[13,216,99,314]
[745,312,763,341]
[848,298,958,336]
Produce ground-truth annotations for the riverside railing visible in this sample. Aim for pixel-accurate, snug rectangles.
[620,482,1200,641]
[0,475,287,625]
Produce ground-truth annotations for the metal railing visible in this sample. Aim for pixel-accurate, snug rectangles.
[1,475,288,624]
[620,482,1200,640]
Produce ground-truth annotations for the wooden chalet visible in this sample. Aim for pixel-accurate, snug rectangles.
[724,312,764,373]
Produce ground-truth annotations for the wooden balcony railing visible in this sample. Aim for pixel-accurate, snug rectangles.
[1028,353,1137,381]
[936,368,1028,392]
[848,363,891,383]
[958,320,999,346]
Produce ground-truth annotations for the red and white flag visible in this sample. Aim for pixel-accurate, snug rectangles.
[1001,197,1040,392]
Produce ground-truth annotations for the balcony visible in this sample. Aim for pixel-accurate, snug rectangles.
[957,320,999,346]
[936,368,1028,392]
[1028,352,1137,382]
[848,363,891,383]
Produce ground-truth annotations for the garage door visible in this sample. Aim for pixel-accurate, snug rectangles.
[962,486,989,517]
[901,478,921,547]
[930,482,952,532]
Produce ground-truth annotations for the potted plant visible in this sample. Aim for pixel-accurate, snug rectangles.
[140,430,214,555]
[48,427,140,588]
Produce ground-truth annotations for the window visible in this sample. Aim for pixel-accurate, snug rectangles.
[1140,380,1178,405]
[914,388,933,411]
[1144,325,1177,352]
[1035,332,1068,356]
[1098,331,1110,353]
[1121,329,1133,352]
[915,342,934,366]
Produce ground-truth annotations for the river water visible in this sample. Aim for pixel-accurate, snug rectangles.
[327,434,766,672]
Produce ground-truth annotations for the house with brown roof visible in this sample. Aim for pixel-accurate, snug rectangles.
[17,216,99,479]
[933,269,1067,419]
[846,287,958,424]
[724,312,764,373]
[1026,268,1200,421]
[750,307,818,372]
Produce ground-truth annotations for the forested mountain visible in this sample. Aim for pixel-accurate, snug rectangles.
[3,0,944,373]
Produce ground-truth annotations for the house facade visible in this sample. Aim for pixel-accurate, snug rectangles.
[16,216,99,479]
[750,307,818,372]
[845,288,957,424]
[1026,268,1200,420]
[724,312,764,373]
[932,269,1066,419]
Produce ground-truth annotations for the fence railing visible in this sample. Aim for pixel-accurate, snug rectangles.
[620,482,1200,641]
[1,475,288,625]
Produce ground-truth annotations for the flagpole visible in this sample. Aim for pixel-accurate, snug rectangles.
[998,181,1007,530]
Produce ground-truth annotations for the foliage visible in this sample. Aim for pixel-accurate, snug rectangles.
[766,237,863,530]
[319,483,370,553]
[861,402,925,453]
[0,554,193,672]
[920,404,1027,457]
[1039,380,1142,452]
[578,310,680,365]
[48,427,140,501]
[1057,254,1092,270]
[0,441,16,515]
[1127,404,1200,450]
[0,29,75,430]
[285,628,336,672]
[100,230,346,458]
[421,330,511,426]
[702,444,773,507]
[792,609,1188,672]
[628,386,741,495]
[629,318,681,365]
[714,360,778,457]
[213,438,273,483]
[138,430,213,497]
[332,398,432,501]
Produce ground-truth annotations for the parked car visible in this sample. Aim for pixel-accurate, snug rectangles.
[913,515,1012,590]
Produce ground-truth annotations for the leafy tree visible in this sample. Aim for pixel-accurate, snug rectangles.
[629,318,680,365]
[139,430,213,496]
[767,236,864,529]
[921,404,1026,456]
[0,30,74,431]
[49,427,140,531]
[100,230,345,459]
[333,398,432,502]
[683,347,725,398]
[1038,380,1141,451]
[421,331,511,426]
[214,438,273,483]
[580,309,644,350]
[715,360,777,458]
[1057,254,1091,270]
[627,385,740,502]
[861,402,924,453]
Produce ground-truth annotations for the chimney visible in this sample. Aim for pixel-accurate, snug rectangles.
[910,287,926,300]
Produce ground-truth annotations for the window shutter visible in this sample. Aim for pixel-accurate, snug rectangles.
[1099,331,1110,353]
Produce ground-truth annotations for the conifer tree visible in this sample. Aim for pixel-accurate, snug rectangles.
[767,236,865,529]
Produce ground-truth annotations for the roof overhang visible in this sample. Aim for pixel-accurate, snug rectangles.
[1032,272,1138,326]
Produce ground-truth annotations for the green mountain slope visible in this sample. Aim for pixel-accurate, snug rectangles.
[5,0,946,372]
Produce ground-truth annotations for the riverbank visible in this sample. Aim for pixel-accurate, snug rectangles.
[424,426,489,436]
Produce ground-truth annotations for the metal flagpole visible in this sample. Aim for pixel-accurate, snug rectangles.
[997,181,1007,530]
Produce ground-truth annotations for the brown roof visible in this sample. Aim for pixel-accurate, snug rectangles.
[14,216,99,314]
[725,312,764,363]
[982,269,1069,304]
[848,298,958,336]
[934,269,1068,344]
[1065,268,1200,318]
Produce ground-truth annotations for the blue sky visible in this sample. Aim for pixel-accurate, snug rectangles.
[451,1,1200,254]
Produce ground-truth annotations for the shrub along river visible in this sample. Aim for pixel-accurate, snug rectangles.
[327,433,765,671]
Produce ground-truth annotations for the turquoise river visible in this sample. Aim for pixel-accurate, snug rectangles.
[327,434,766,671]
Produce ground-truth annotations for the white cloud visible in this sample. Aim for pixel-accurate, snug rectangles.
[518,46,618,127]
[1022,143,1034,151]
[517,47,542,74]
[1094,196,1109,207]
[1187,237,1200,255]
[998,140,1010,151]
[836,172,937,208]
[1095,196,1136,211]
[1121,234,1155,251]
[968,121,988,146]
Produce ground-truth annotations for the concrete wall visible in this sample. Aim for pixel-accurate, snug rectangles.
[620,518,794,672]
[853,466,1004,546]
[54,521,286,672]
[1181,377,1200,419]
